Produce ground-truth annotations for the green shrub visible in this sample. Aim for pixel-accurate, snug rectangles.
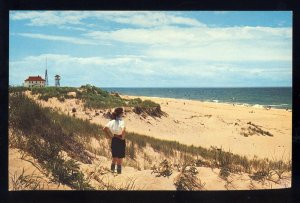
[9,86,30,93]
[249,170,270,183]
[141,100,160,108]
[219,167,230,180]
[46,158,93,190]
[11,85,165,118]
[128,98,142,106]
[151,159,173,177]
[174,165,205,191]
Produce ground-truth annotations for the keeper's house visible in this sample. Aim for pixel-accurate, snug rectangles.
[24,76,45,87]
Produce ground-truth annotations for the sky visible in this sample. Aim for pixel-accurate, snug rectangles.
[9,11,292,87]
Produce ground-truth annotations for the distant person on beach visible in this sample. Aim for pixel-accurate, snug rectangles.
[103,107,126,174]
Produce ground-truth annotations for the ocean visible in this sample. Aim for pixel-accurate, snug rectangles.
[102,87,292,110]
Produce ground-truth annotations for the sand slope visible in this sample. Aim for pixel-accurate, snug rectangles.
[26,91,291,160]
[9,148,71,190]
[12,91,291,190]
[120,95,291,160]
[9,145,291,190]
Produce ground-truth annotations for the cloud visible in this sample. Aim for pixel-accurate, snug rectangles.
[10,11,205,28]
[97,11,205,27]
[14,33,108,45]
[9,54,142,86]
[9,54,292,87]
[145,42,291,62]
[10,11,88,26]
[58,25,88,31]
[19,54,142,66]
[14,25,291,62]
[9,11,292,87]
[86,26,292,61]
[87,26,291,44]
[11,11,291,62]
[86,27,202,46]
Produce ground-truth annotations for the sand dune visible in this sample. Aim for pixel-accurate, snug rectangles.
[121,95,291,160]
[10,147,289,190]
[25,91,292,160]
[9,148,71,190]
[9,91,291,190]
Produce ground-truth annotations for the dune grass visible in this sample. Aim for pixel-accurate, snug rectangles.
[9,91,94,190]
[174,165,206,191]
[11,85,165,118]
[125,132,291,176]
[10,168,44,190]
[12,85,161,109]
[151,159,173,177]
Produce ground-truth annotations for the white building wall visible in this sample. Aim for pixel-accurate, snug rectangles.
[24,81,45,87]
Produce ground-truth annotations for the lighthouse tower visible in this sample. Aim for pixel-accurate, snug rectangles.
[45,58,49,86]
[55,75,61,87]
[45,69,48,86]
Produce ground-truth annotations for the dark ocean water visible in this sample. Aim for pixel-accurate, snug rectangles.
[102,87,292,110]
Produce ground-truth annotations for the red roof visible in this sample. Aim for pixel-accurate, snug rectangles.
[25,76,45,82]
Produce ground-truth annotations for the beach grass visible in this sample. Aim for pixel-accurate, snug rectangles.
[9,91,94,190]
[174,164,205,191]
[10,168,44,190]
[10,85,164,117]
[12,85,160,108]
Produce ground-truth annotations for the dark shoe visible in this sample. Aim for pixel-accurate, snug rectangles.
[117,165,122,174]
[111,163,115,172]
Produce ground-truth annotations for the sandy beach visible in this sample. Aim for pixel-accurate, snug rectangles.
[27,91,292,161]
[118,95,292,161]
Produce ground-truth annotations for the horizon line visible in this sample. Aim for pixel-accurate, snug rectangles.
[9,84,292,88]
[100,86,292,88]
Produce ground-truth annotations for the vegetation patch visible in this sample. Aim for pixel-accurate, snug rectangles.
[126,131,290,176]
[151,159,173,177]
[10,85,166,118]
[9,92,94,190]
[10,168,44,190]
[174,164,205,191]
[241,122,273,137]
[132,99,167,118]
[249,170,271,183]
[219,167,231,180]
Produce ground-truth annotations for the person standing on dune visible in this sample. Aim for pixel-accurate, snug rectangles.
[103,107,126,174]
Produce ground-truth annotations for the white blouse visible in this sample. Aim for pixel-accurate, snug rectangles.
[105,118,125,135]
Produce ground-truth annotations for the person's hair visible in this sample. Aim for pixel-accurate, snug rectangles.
[111,107,123,120]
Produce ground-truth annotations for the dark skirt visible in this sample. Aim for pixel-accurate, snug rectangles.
[111,137,126,158]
